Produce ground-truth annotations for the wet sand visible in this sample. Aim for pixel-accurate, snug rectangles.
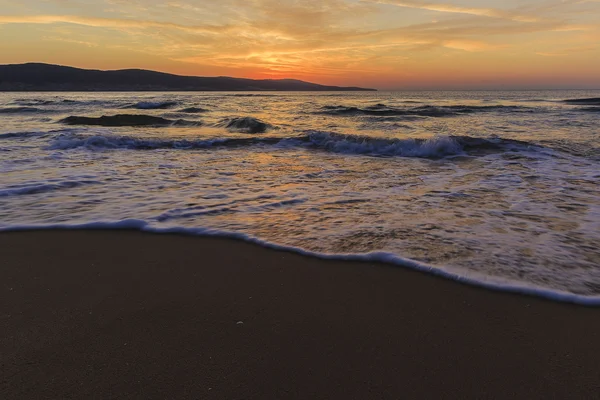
[2,230,599,399]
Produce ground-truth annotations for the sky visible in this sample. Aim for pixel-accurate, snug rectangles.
[0,0,599,89]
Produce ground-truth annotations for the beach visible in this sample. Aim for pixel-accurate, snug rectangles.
[2,230,599,399]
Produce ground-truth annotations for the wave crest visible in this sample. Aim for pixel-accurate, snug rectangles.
[46,131,533,159]
[49,134,282,151]
[306,132,463,157]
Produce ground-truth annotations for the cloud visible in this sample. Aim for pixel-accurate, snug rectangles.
[536,44,597,56]
[442,39,495,52]
[0,14,231,34]
[368,0,540,22]
[536,52,566,56]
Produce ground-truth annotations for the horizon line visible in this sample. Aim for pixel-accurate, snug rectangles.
[2,62,599,92]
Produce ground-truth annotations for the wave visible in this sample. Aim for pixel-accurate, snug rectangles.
[0,180,100,198]
[179,107,208,113]
[442,105,532,112]
[219,117,274,133]
[367,103,389,109]
[59,114,202,127]
[307,132,464,157]
[11,99,80,106]
[49,133,287,151]
[0,106,42,113]
[12,99,56,106]
[564,98,600,106]
[307,132,531,157]
[2,220,598,305]
[518,99,551,102]
[126,101,179,110]
[319,105,425,117]
[47,131,534,158]
[318,104,532,117]
[539,139,600,160]
[223,94,275,97]
[0,131,51,140]
[14,99,113,107]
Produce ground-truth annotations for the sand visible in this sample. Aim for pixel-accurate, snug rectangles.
[2,230,599,399]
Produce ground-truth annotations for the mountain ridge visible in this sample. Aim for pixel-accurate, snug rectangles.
[0,63,376,92]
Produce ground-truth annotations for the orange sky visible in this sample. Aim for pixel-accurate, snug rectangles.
[0,0,599,89]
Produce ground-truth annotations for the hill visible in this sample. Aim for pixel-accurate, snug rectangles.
[0,63,375,92]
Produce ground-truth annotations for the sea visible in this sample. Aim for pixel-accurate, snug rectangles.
[1,90,599,304]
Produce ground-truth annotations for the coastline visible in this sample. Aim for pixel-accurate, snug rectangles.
[2,230,599,399]
[3,222,599,305]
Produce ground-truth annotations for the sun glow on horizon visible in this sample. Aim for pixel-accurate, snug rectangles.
[0,0,599,89]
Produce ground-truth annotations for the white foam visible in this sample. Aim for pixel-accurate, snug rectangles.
[46,131,468,158]
[2,220,599,306]
[3,90,600,306]
[306,132,464,157]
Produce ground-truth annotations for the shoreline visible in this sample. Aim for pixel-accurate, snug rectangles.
[2,230,600,399]
[2,224,599,305]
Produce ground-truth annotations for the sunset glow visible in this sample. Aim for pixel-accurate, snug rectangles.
[1,0,599,89]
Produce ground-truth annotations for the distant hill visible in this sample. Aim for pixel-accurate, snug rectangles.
[0,63,376,92]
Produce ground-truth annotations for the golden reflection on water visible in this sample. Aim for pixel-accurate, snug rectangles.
[1,91,600,295]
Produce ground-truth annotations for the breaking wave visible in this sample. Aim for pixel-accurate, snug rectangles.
[59,114,202,127]
[305,132,463,157]
[47,130,535,159]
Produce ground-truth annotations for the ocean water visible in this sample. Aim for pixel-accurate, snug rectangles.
[1,91,599,303]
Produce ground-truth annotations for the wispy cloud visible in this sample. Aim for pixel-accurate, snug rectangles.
[0,14,232,34]
[368,0,540,22]
[536,44,597,56]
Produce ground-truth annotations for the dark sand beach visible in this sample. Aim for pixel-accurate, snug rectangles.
[2,230,599,399]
